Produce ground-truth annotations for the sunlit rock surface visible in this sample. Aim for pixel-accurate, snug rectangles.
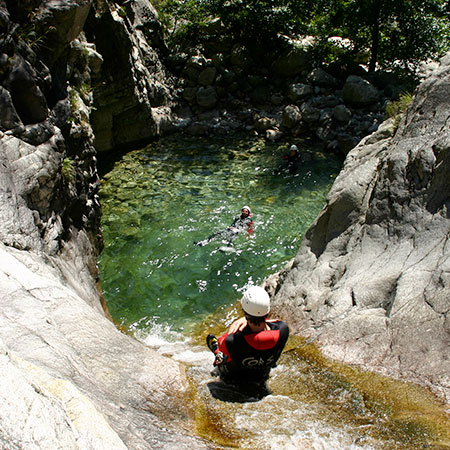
[0,243,209,449]
[0,0,211,447]
[1,0,449,446]
[0,130,210,447]
[0,91,209,450]
[85,0,176,152]
[269,54,450,403]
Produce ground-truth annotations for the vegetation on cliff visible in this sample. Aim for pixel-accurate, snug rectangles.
[159,0,449,75]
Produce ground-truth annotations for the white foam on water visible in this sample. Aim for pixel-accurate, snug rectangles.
[233,394,377,450]
[135,320,380,450]
[264,428,376,450]
[171,348,211,364]
[133,318,186,346]
[136,319,211,365]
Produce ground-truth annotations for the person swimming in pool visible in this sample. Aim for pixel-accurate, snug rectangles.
[194,206,253,247]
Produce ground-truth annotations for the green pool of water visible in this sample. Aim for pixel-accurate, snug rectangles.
[98,136,342,333]
[98,135,450,449]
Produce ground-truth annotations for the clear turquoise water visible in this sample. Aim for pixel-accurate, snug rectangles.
[98,136,342,333]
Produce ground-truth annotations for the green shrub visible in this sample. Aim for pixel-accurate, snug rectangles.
[385,92,413,129]
[158,0,449,74]
[385,92,413,118]
[62,157,76,184]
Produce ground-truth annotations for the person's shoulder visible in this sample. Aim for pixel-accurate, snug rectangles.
[232,326,252,339]
[266,319,285,324]
[224,330,246,347]
[267,320,289,331]
[280,321,289,334]
[225,331,240,341]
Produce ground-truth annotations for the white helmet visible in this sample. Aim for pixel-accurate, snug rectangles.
[241,286,270,317]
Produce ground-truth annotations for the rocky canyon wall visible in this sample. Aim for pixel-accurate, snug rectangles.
[84,0,177,152]
[0,1,210,448]
[268,54,450,403]
[1,0,449,447]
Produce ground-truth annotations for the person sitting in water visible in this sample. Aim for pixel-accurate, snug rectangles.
[206,286,289,397]
[195,206,253,247]
[282,144,300,173]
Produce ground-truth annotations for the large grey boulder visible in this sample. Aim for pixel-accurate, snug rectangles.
[269,53,450,403]
[342,75,380,107]
[287,82,313,102]
[271,46,311,77]
[307,67,339,88]
[0,124,211,448]
[281,104,302,128]
[3,53,48,125]
[196,85,218,109]
[333,104,352,124]
[300,103,320,123]
[230,44,253,70]
[0,1,212,447]
[0,243,210,450]
[33,0,92,65]
[198,66,217,86]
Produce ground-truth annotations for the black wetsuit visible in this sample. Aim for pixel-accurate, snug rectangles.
[216,320,289,384]
[282,151,300,173]
[229,215,253,231]
[196,213,253,246]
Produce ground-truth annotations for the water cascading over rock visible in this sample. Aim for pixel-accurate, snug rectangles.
[1,0,449,447]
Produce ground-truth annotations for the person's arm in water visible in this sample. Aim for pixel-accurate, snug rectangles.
[247,218,254,234]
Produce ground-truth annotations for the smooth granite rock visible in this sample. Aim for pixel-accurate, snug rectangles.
[268,54,450,403]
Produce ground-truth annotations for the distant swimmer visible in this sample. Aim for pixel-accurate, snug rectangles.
[282,144,300,173]
[195,206,253,247]
[274,144,301,175]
